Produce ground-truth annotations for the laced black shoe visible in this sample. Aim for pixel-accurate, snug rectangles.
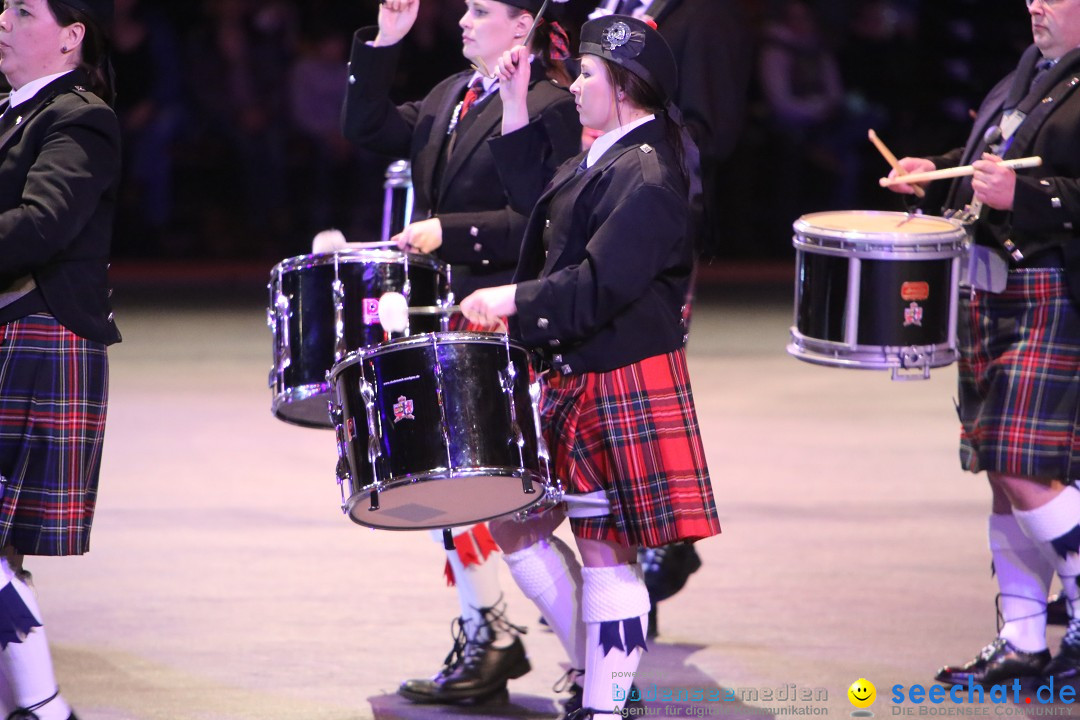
[397,616,469,703]
[935,637,1050,686]
[1044,619,1080,680]
[433,601,531,702]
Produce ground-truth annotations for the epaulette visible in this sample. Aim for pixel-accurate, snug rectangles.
[636,142,663,185]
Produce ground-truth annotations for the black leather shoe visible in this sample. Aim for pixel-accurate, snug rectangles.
[1044,640,1080,680]
[935,638,1051,686]
[398,617,468,703]
[434,634,530,701]
[1047,593,1070,627]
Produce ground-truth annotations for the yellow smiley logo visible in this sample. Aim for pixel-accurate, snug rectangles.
[848,678,876,709]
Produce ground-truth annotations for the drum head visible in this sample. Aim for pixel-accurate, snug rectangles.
[346,472,547,530]
[793,210,965,258]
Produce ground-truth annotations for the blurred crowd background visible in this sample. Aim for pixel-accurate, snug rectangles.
[15,0,1034,263]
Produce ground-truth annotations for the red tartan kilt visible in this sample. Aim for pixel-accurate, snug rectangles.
[540,348,720,548]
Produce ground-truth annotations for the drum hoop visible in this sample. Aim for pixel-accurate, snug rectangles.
[788,329,958,369]
[794,211,966,250]
[793,237,964,260]
[327,332,529,384]
[271,249,449,276]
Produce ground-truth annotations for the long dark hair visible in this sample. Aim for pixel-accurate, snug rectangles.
[601,57,689,186]
[47,0,115,105]
[505,7,573,86]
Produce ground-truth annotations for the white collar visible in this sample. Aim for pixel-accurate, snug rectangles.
[8,71,73,109]
[586,114,656,168]
[466,71,500,95]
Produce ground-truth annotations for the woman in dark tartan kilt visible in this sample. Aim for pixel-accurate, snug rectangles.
[0,1,121,718]
[461,15,719,719]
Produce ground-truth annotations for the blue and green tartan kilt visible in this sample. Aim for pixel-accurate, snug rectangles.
[540,348,720,549]
[0,314,109,555]
[957,269,1080,481]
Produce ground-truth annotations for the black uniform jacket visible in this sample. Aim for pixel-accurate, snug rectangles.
[341,27,581,299]
[491,118,693,375]
[923,45,1080,304]
[0,70,121,345]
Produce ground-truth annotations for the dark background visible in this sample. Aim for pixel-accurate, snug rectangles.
[55,0,1034,265]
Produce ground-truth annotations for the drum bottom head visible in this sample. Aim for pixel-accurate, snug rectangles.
[346,471,547,530]
[272,385,333,429]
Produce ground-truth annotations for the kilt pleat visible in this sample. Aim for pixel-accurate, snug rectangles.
[958,269,1080,481]
[0,314,109,555]
[540,348,720,548]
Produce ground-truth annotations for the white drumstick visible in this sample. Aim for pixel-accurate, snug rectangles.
[878,156,1042,187]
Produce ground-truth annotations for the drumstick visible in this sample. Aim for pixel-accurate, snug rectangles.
[471,59,494,79]
[868,129,924,198]
[523,0,551,48]
[879,156,1043,187]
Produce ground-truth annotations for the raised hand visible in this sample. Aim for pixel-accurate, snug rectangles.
[374,0,420,47]
[497,45,531,135]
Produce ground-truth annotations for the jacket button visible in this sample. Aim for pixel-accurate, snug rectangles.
[537,318,549,329]
[561,364,572,374]
[549,338,560,347]
[107,312,115,322]
[553,354,563,363]
[545,219,551,228]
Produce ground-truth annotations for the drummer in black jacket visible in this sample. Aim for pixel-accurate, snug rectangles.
[887,0,1080,687]
[462,16,720,719]
[341,0,581,705]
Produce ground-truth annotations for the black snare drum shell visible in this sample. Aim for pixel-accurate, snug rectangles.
[795,253,954,346]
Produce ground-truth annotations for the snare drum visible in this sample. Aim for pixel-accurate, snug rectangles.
[788,210,966,379]
[328,332,549,530]
[268,250,451,427]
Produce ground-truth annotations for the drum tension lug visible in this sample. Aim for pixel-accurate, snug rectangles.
[369,488,380,511]
[521,475,535,494]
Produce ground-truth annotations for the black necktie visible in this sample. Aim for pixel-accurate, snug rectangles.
[616,0,643,15]
[1031,58,1055,92]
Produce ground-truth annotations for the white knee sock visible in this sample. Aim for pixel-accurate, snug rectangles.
[504,536,586,670]
[1013,487,1080,633]
[989,513,1053,652]
[0,559,71,720]
[443,524,513,647]
[581,564,650,715]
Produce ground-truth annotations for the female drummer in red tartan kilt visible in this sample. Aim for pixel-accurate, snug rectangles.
[461,14,720,720]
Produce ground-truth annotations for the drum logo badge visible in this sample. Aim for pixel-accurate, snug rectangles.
[900,281,930,302]
[393,396,415,423]
[903,302,924,327]
[363,298,380,325]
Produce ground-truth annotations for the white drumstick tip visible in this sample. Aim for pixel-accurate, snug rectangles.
[378,291,410,333]
[312,229,348,254]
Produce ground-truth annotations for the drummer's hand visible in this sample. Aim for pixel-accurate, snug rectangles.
[497,45,531,135]
[373,0,419,47]
[393,218,442,254]
[972,152,1016,211]
[886,157,934,195]
[461,285,518,327]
